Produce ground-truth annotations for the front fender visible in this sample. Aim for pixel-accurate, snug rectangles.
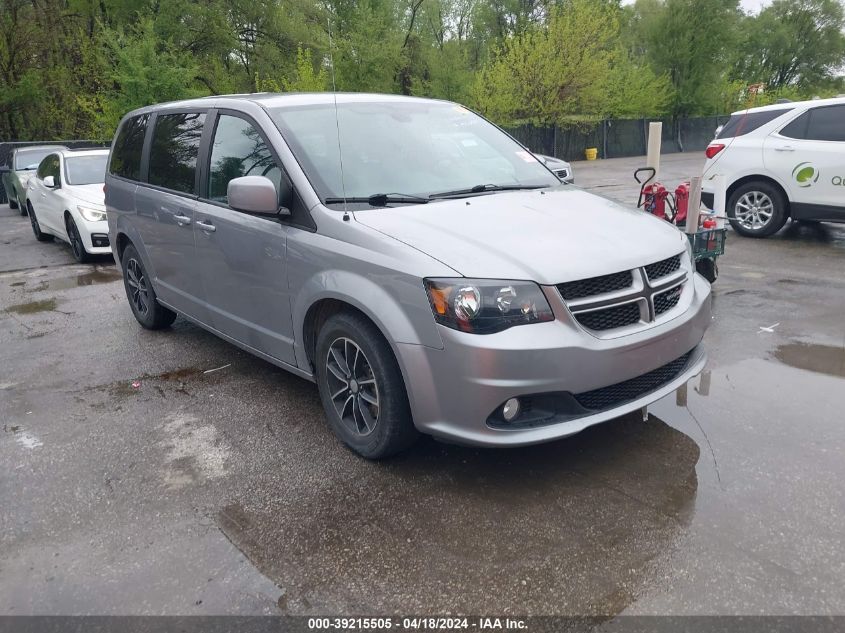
[292,269,445,371]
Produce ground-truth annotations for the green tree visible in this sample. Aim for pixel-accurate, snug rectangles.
[733,0,845,91]
[471,0,671,124]
[628,0,741,116]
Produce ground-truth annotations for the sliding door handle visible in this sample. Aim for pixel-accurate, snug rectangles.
[173,214,191,226]
[197,220,216,233]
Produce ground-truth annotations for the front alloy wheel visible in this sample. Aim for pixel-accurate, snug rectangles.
[66,215,91,263]
[315,311,418,459]
[121,243,177,330]
[126,257,150,317]
[326,337,380,436]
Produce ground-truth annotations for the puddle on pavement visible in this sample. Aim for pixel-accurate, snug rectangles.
[5,298,58,314]
[24,267,121,292]
[773,342,845,378]
[216,414,699,615]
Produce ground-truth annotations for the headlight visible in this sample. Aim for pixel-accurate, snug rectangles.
[424,278,554,334]
[78,205,107,222]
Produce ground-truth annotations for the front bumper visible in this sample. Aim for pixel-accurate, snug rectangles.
[396,273,711,447]
[77,218,112,255]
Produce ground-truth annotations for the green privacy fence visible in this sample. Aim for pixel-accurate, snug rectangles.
[504,116,731,162]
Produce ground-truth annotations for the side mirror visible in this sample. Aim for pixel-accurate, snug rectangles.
[227,176,289,216]
[43,175,56,188]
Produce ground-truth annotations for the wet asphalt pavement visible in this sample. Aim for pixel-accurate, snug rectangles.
[1,153,844,617]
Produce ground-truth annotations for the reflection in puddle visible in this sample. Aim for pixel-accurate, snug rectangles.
[217,415,699,616]
[5,298,58,314]
[25,267,121,292]
[773,342,845,379]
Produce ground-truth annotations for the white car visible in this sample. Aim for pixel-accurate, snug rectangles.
[539,154,575,184]
[26,148,111,262]
[702,96,845,238]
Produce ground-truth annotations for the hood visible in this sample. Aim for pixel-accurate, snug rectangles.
[66,184,105,208]
[353,187,686,284]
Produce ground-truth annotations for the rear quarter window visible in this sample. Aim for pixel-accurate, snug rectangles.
[110,115,149,181]
[716,108,793,139]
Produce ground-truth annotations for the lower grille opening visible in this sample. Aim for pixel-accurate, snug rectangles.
[575,302,640,331]
[574,351,693,411]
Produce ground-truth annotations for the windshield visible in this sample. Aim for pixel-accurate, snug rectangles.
[65,154,108,185]
[268,100,558,203]
[15,148,55,171]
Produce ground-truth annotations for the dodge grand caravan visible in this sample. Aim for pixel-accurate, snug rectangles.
[105,93,711,459]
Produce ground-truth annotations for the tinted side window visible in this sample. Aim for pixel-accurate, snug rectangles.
[207,115,282,203]
[38,155,60,181]
[779,112,810,139]
[110,115,149,180]
[36,156,51,179]
[148,113,206,194]
[806,105,845,142]
[716,108,793,139]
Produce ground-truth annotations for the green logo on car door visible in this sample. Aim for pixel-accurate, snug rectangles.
[792,162,820,187]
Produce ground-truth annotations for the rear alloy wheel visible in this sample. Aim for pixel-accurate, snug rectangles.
[316,311,418,459]
[121,244,177,330]
[727,181,788,238]
[65,214,92,263]
[28,202,53,242]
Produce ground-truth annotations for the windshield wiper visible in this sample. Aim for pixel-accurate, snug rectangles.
[324,193,430,207]
[428,183,546,199]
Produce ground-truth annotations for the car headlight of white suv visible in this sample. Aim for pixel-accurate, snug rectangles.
[78,205,107,222]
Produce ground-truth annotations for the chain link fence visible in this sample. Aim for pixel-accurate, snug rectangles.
[0,140,110,204]
[504,116,730,162]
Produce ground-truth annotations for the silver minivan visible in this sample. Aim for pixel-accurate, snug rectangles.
[105,93,711,459]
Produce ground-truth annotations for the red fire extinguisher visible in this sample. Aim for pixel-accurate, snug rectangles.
[642,182,669,220]
[674,182,690,226]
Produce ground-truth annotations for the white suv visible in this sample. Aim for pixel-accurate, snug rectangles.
[702,97,845,238]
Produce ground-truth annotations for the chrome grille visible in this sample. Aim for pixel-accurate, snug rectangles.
[575,302,640,331]
[575,351,692,411]
[557,271,632,300]
[555,168,568,179]
[558,251,687,335]
[654,285,683,315]
[644,255,681,281]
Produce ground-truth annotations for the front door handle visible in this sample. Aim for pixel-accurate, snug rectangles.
[173,214,191,226]
[197,220,216,233]
[774,145,795,152]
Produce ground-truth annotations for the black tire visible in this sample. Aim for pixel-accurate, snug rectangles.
[121,243,177,330]
[315,311,418,459]
[28,202,53,242]
[65,214,93,263]
[8,194,18,210]
[18,195,27,216]
[727,181,788,238]
[696,258,718,283]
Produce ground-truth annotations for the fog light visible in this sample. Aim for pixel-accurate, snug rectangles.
[502,398,521,422]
